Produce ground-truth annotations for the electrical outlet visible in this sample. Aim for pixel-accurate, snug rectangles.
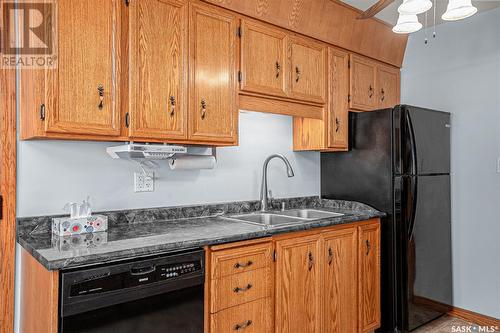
[134,172,154,192]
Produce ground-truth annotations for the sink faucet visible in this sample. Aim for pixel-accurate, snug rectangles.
[260,154,295,212]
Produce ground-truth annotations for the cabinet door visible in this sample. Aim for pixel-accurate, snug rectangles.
[240,20,287,97]
[350,55,377,111]
[327,48,349,150]
[288,37,327,104]
[377,64,400,109]
[45,0,120,136]
[275,234,321,333]
[322,227,358,333]
[358,222,381,333]
[188,4,238,144]
[129,0,188,140]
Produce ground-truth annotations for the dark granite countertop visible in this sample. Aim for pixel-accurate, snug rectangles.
[17,197,385,271]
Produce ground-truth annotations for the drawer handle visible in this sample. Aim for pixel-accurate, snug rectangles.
[234,260,253,269]
[233,283,253,293]
[234,320,252,331]
[97,84,104,110]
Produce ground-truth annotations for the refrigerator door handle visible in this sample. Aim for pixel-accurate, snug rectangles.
[406,111,418,175]
[407,176,418,241]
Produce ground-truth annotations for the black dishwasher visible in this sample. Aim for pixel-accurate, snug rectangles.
[59,249,204,333]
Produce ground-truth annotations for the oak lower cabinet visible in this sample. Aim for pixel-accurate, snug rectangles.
[205,219,381,333]
[275,233,322,333]
[358,222,381,333]
[188,3,238,144]
[322,227,358,333]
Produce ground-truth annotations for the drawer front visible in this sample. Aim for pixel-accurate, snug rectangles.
[211,242,273,279]
[211,267,271,313]
[211,297,273,333]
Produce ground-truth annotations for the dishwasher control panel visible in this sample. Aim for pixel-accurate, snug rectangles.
[157,261,201,280]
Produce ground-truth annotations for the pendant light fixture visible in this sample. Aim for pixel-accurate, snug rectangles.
[398,0,433,15]
[442,0,477,21]
[392,14,423,34]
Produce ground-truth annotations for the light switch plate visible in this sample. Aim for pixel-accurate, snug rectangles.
[134,172,154,192]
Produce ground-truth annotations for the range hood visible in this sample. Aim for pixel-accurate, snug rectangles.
[106,143,215,160]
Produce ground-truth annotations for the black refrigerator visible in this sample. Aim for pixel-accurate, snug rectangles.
[321,105,452,333]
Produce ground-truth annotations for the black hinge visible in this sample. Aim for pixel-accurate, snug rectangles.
[348,94,351,103]
[0,195,3,220]
[125,0,130,6]
[238,71,242,82]
[237,26,242,38]
[125,112,130,128]
[273,250,277,262]
[40,104,46,121]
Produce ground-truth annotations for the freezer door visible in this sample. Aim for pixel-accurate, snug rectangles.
[406,175,452,331]
[404,106,451,175]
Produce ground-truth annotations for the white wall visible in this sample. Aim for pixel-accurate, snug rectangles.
[401,7,500,318]
[17,111,320,217]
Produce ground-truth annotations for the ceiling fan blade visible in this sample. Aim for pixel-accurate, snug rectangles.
[358,0,395,19]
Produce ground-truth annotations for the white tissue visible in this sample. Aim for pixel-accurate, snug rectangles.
[169,155,217,170]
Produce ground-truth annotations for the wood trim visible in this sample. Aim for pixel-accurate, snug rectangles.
[239,93,323,119]
[0,67,16,333]
[20,249,59,333]
[413,296,500,327]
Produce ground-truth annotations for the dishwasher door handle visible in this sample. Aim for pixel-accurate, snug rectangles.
[130,265,156,275]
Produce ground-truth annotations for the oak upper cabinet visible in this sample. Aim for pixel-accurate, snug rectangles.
[377,64,401,109]
[288,37,327,104]
[44,0,121,137]
[327,48,350,150]
[240,20,287,98]
[188,4,238,144]
[322,227,358,333]
[128,0,188,141]
[350,54,377,111]
[358,221,381,333]
[275,233,321,333]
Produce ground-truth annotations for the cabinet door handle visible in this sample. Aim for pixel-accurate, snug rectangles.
[200,99,207,119]
[366,240,371,256]
[295,66,301,82]
[308,251,314,271]
[234,320,252,331]
[233,283,253,293]
[335,117,340,133]
[275,61,281,78]
[381,89,385,102]
[169,96,175,116]
[368,85,374,98]
[97,84,104,110]
[328,247,334,266]
[234,260,253,269]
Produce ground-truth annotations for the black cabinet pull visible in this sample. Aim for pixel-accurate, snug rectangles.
[366,240,371,256]
[234,260,253,269]
[169,96,175,116]
[308,252,314,271]
[295,66,301,82]
[328,247,334,266]
[275,61,281,78]
[381,88,385,101]
[335,117,340,133]
[234,320,252,331]
[368,85,374,98]
[97,84,104,110]
[233,283,253,293]
[200,99,207,119]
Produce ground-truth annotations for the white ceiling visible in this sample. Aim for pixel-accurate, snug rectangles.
[342,0,500,25]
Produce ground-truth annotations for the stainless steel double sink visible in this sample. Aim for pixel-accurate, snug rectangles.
[223,209,344,228]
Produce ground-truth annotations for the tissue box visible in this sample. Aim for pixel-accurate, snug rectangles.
[52,215,108,236]
[51,232,108,251]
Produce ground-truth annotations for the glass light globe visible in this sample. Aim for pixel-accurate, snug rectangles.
[442,0,478,21]
[392,14,423,34]
[398,0,433,15]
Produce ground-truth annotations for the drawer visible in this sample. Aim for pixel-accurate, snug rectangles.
[211,267,272,313]
[211,242,273,279]
[210,297,273,333]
